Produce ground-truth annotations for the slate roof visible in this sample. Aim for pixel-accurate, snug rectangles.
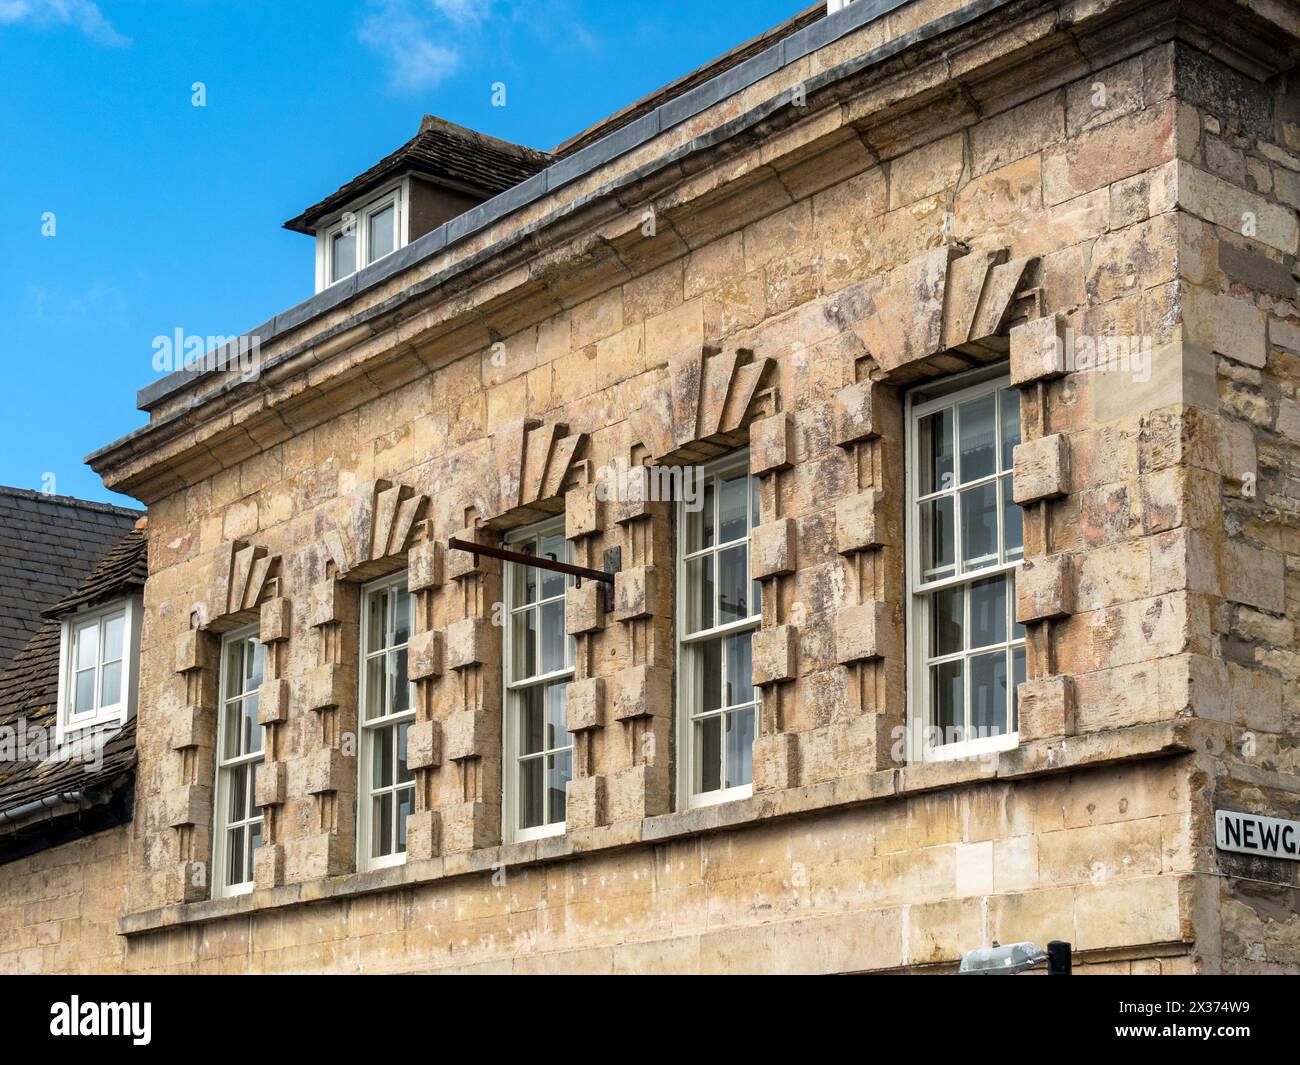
[284,115,553,234]
[0,527,145,846]
[0,486,142,673]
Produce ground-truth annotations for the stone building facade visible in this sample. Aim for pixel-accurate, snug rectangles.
[46,0,1300,972]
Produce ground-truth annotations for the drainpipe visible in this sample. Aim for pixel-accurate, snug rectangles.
[0,791,83,828]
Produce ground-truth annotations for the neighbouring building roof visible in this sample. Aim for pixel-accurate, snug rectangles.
[0,486,143,673]
[284,115,554,234]
[0,527,147,859]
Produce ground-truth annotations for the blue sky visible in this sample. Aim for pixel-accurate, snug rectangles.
[0,0,801,506]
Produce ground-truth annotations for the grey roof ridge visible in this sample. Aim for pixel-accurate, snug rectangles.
[0,484,143,519]
[109,0,1015,443]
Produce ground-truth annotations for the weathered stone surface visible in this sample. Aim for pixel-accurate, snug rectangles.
[835,490,889,555]
[751,518,797,579]
[833,380,878,447]
[255,761,288,808]
[408,629,445,680]
[566,580,605,635]
[749,413,794,475]
[566,678,606,733]
[175,629,214,674]
[304,663,355,712]
[614,565,660,622]
[310,579,358,628]
[752,625,798,686]
[566,775,607,830]
[1013,434,1071,504]
[408,540,445,592]
[304,748,351,795]
[257,679,291,726]
[259,597,292,644]
[1016,555,1075,622]
[446,618,489,670]
[835,602,891,664]
[565,483,603,540]
[1010,314,1068,386]
[611,664,670,721]
[407,720,442,771]
[1018,677,1076,740]
[445,710,493,762]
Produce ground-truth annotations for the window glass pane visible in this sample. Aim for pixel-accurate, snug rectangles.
[368,204,395,262]
[229,765,247,821]
[102,613,124,661]
[1011,646,1026,733]
[970,651,1008,738]
[74,669,96,713]
[724,707,755,790]
[724,631,753,710]
[932,660,963,740]
[247,639,265,689]
[919,409,954,495]
[520,757,544,830]
[75,621,98,670]
[373,795,393,858]
[331,228,356,282]
[751,475,760,530]
[700,639,722,714]
[959,393,997,484]
[718,544,750,624]
[1002,477,1023,561]
[391,648,410,714]
[545,682,569,752]
[1010,572,1026,641]
[719,474,748,544]
[243,693,261,754]
[366,593,386,655]
[249,818,263,859]
[397,721,412,784]
[514,552,537,606]
[223,696,243,758]
[930,586,963,658]
[547,751,571,825]
[393,588,411,647]
[512,608,537,679]
[99,660,122,706]
[364,655,387,721]
[1000,388,1021,471]
[396,788,412,852]
[696,716,722,794]
[968,576,1007,650]
[960,482,999,571]
[249,764,260,818]
[227,826,245,886]
[373,725,394,789]
[540,600,565,673]
[520,686,544,755]
[685,481,715,553]
[685,555,714,633]
[920,496,955,581]
[539,534,566,600]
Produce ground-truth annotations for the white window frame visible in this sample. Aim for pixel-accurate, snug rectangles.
[54,596,141,747]
[501,518,576,844]
[212,625,265,898]
[905,368,1026,764]
[357,572,416,872]
[675,451,762,809]
[314,180,409,293]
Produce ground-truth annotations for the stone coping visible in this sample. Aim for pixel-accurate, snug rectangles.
[117,719,1199,937]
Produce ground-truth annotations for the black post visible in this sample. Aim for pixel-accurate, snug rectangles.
[1047,941,1072,975]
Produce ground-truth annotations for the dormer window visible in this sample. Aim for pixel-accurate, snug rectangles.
[56,597,142,745]
[318,185,406,290]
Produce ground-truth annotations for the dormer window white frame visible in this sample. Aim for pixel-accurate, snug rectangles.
[314,179,410,293]
[54,596,142,747]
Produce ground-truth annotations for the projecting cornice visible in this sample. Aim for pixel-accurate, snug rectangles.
[87,0,1300,503]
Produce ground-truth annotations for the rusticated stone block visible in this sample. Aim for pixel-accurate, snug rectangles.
[614,565,661,622]
[254,761,287,807]
[565,483,603,540]
[171,705,213,751]
[257,679,291,726]
[441,801,495,853]
[446,529,497,580]
[750,412,794,475]
[305,748,352,795]
[1010,313,1068,387]
[1223,540,1285,614]
[408,629,445,680]
[611,664,671,721]
[566,677,605,732]
[406,810,441,860]
[608,764,668,822]
[833,380,878,447]
[751,518,797,580]
[753,625,799,686]
[615,468,671,525]
[311,579,358,627]
[835,602,892,664]
[176,862,209,904]
[446,618,489,670]
[1016,555,1075,622]
[166,784,212,829]
[1013,433,1071,504]
[752,733,798,791]
[252,843,283,890]
[175,629,215,674]
[304,662,355,712]
[1018,676,1077,740]
[836,490,888,554]
[566,580,605,635]
[566,774,607,830]
[407,719,443,771]
[409,540,445,593]
[259,597,292,644]
[445,709,493,761]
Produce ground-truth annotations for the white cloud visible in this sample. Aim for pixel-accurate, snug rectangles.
[0,0,129,46]
[431,0,492,25]
[360,0,465,92]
